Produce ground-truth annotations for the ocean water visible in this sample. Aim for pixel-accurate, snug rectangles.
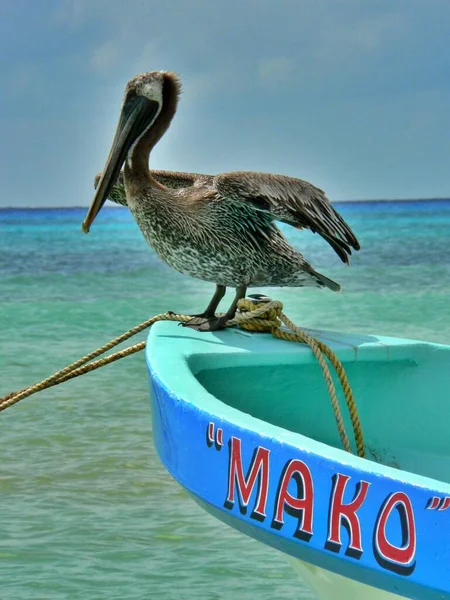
[1,200,450,600]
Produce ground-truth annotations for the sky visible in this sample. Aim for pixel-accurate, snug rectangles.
[0,0,449,207]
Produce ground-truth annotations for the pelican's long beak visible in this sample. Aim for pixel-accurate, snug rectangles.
[82,96,159,233]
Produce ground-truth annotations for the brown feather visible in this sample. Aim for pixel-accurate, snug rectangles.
[213,172,359,263]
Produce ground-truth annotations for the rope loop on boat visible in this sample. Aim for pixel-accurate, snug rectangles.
[232,298,365,457]
[0,299,365,458]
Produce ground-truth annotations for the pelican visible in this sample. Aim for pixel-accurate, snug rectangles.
[83,71,360,331]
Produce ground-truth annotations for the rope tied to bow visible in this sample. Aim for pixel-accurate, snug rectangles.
[0,299,365,458]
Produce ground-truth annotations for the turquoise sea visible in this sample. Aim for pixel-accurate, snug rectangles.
[1,200,450,599]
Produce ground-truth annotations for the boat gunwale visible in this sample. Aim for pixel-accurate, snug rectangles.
[146,322,450,495]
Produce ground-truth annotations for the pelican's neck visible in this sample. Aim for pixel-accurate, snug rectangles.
[126,76,179,180]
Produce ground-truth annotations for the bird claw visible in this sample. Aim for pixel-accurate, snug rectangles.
[181,316,228,331]
[181,316,210,328]
[177,313,212,327]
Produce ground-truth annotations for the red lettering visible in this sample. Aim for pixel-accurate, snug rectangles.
[273,459,314,538]
[427,496,440,510]
[226,437,270,518]
[327,474,370,553]
[207,422,214,445]
[439,497,450,511]
[374,492,416,567]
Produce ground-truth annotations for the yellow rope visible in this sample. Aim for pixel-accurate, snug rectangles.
[0,312,189,413]
[232,299,365,457]
[278,312,365,459]
[0,301,365,457]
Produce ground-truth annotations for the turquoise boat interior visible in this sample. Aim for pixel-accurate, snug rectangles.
[187,328,450,482]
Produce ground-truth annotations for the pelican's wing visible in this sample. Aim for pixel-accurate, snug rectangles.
[94,169,211,207]
[214,171,360,263]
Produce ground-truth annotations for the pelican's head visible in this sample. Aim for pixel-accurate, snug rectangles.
[82,71,180,233]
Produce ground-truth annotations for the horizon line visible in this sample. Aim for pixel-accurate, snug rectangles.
[1,197,450,210]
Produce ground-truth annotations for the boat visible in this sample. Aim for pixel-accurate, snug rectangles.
[146,319,450,600]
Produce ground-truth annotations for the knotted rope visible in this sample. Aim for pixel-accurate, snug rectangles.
[231,299,364,457]
[0,299,365,457]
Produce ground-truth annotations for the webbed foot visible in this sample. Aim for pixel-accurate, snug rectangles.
[181,315,230,331]
[188,311,215,319]
[180,315,212,328]
[176,311,215,329]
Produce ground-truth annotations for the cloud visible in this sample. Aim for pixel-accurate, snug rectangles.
[1,0,450,206]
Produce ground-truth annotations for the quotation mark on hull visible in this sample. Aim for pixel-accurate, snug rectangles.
[207,422,224,450]
[426,496,450,510]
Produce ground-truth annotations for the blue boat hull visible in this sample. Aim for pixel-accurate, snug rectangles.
[146,322,450,600]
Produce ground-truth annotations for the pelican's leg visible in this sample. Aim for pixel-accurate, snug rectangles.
[182,285,226,327]
[183,285,247,332]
